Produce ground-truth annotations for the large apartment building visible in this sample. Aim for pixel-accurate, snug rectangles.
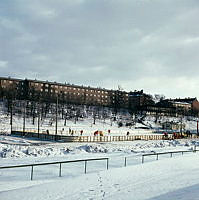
[1,77,198,116]
[0,77,131,109]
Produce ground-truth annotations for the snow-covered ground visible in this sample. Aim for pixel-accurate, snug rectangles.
[1,153,199,200]
[0,100,198,137]
[0,109,153,136]
[1,101,199,199]
[1,135,199,199]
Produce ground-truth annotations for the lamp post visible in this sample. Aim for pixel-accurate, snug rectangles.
[23,101,26,136]
[37,103,40,138]
[55,96,58,140]
[10,100,13,133]
[180,116,182,137]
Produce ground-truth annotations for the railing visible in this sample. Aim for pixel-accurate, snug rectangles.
[1,148,198,181]
[124,147,198,166]
[0,157,109,180]
[11,130,167,142]
[141,150,197,163]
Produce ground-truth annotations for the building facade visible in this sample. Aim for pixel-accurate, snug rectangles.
[0,77,130,109]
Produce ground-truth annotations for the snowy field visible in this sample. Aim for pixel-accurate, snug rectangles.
[1,101,198,137]
[1,113,154,136]
[1,102,199,199]
[1,135,199,200]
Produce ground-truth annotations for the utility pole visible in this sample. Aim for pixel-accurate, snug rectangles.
[37,103,40,138]
[180,116,183,137]
[64,111,67,126]
[23,101,26,136]
[32,101,35,125]
[10,100,13,133]
[55,96,58,140]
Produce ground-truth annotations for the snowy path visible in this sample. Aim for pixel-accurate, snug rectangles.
[1,153,199,200]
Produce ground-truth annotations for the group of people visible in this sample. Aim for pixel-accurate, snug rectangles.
[45,128,132,137]
[163,131,193,139]
[69,128,83,136]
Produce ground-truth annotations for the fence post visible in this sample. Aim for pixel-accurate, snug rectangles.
[59,163,62,177]
[85,160,87,174]
[170,152,172,158]
[142,155,144,163]
[31,166,34,180]
[182,152,184,155]
[106,158,109,170]
[156,154,159,160]
[124,157,127,167]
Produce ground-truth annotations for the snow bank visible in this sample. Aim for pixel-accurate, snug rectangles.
[1,152,199,200]
[0,135,198,159]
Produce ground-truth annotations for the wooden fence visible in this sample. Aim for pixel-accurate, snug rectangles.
[11,130,173,142]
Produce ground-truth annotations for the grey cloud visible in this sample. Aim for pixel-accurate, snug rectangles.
[0,0,199,98]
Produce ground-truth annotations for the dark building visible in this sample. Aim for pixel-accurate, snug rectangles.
[128,90,154,112]
[0,77,130,109]
[1,77,198,116]
[146,98,199,116]
[164,98,199,114]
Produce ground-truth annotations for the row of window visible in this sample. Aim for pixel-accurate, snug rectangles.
[1,80,13,84]
[31,82,109,94]
[0,79,128,100]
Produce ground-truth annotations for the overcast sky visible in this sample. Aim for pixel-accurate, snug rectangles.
[0,0,199,99]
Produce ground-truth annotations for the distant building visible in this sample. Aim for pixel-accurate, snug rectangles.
[169,98,199,113]
[128,90,154,111]
[0,77,130,109]
[158,98,199,115]
[2,77,197,116]
[162,121,186,131]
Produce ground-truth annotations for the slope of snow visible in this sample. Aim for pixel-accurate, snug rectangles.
[1,100,198,136]
[1,101,199,199]
[1,152,199,200]
[0,135,198,159]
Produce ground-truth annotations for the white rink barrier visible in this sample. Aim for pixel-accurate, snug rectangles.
[11,130,177,142]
